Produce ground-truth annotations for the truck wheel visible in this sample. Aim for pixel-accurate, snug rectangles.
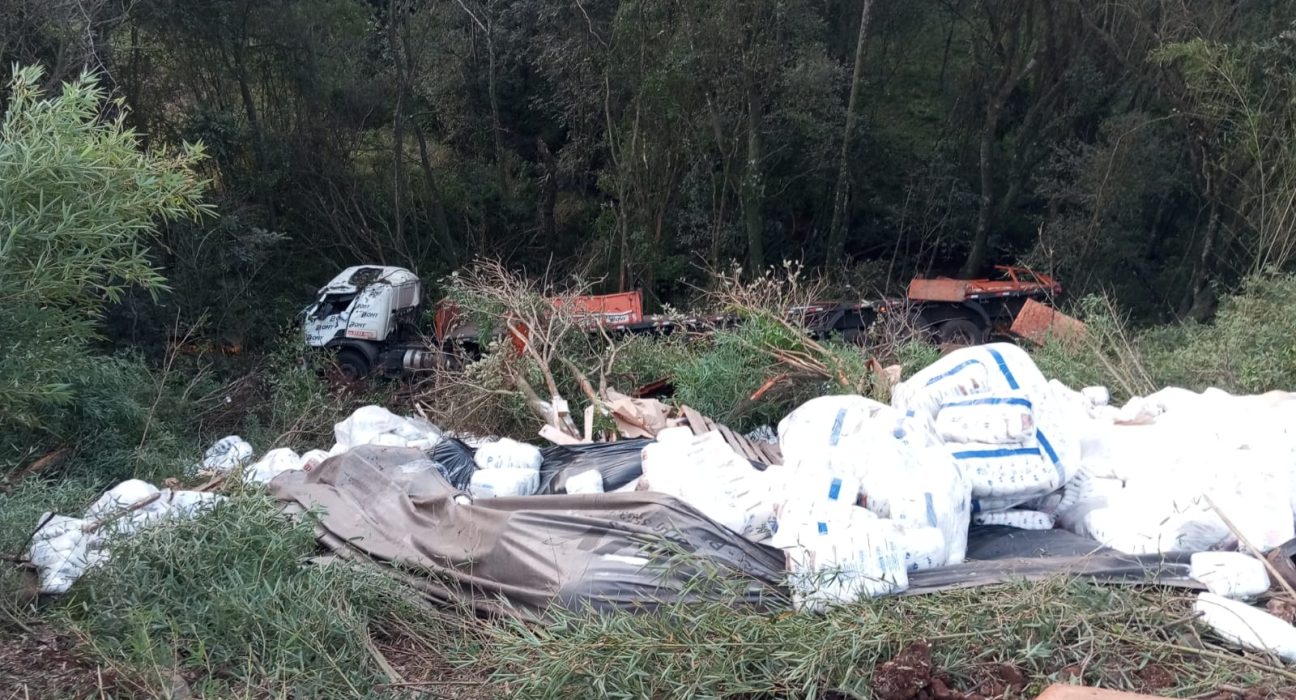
[335,348,371,380]
[939,319,986,346]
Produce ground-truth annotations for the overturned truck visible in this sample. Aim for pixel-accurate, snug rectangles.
[301,265,1076,377]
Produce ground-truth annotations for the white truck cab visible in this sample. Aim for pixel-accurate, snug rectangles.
[303,266,431,376]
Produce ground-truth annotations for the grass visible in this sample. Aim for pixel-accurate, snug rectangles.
[482,578,1295,698]
[1032,274,1296,403]
[44,490,458,697]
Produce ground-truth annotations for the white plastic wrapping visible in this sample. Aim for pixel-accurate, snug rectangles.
[784,510,909,610]
[244,448,302,485]
[641,431,776,540]
[893,345,1081,512]
[935,394,1035,445]
[26,481,226,594]
[776,394,971,567]
[470,467,540,498]
[1190,552,1271,601]
[333,405,442,452]
[565,469,605,494]
[26,515,106,595]
[973,509,1056,530]
[200,435,254,473]
[1195,592,1296,662]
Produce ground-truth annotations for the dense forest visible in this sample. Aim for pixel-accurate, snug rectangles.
[10,4,1296,696]
[6,0,1296,356]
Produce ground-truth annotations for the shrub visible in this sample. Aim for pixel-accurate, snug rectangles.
[2,353,210,484]
[0,65,209,477]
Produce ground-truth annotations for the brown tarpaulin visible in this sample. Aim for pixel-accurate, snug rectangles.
[268,445,787,619]
[270,446,1199,620]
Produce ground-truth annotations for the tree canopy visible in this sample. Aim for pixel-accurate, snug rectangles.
[3,0,1296,349]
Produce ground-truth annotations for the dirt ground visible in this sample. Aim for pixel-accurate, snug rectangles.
[869,642,1296,700]
[0,626,118,700]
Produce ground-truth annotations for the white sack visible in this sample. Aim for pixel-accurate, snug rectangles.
[244,448,302,485]
[474,437,542,471]
[784,510,908,610]
[26,515,105,595]
[935,394,1035,445]
[642,431,775,540]
[565,469,605,494]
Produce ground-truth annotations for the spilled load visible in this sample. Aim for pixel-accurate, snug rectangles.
[21,341,1296,635]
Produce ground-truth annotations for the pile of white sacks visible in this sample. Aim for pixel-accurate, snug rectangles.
[639,342,1296,614]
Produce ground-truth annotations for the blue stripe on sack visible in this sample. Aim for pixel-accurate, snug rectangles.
[940,396,1033,409]
[829,408,847,446]
[951,447,1041,460]
[817,522,828,535]
[1037,429,1066,484]
[924,493,937,527]
[924,358,983,386]
[828,477,842,501]
[985,346,1019,390]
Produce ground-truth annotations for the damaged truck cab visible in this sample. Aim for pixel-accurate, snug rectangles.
[302,266,440,377]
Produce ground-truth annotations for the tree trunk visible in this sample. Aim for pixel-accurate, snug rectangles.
[413,123,458,268]
[231,33,273,226]
[397,9,457,268]
[742,81,765,271]
[825,0,875,267]
[960,103,999,278]
[1183,201,1220,320]
[388,0,405,246]
[486,31,506,191]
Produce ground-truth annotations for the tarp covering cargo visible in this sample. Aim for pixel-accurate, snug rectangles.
[267,445,786,619]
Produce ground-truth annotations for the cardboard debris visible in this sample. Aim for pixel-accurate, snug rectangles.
[605,389,671,439]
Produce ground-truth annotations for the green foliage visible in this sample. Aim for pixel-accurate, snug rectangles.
[1031,295,1158,403]
[1,352,210,482]
[1032,275,1296,401]
[0,65,209,471]
[1140,275,1296,393]
[603,333,697,393]
[240,332,400,452]
[56,492,433,696]
[673,314,851,432]
[484,579,1284,697]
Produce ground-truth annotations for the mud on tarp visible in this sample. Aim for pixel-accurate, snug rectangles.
[269,445,786,619]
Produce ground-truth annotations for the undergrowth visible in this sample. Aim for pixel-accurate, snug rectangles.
[1033,273,1296,402]
[52,491,451,697]
[484,578,1293,698]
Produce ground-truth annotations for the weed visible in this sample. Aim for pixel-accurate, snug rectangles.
[1032,274,1296,402]
[484,578,1293,698]
[52,490,452,697]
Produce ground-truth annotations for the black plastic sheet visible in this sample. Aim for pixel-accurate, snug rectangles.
[538,439,651,494]
[427,437,477,490]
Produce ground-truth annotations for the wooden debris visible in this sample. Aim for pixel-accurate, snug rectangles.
[678,404,782,466]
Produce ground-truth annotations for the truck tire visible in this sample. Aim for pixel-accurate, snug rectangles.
[335,347,371,379]
[939,318,986,346]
